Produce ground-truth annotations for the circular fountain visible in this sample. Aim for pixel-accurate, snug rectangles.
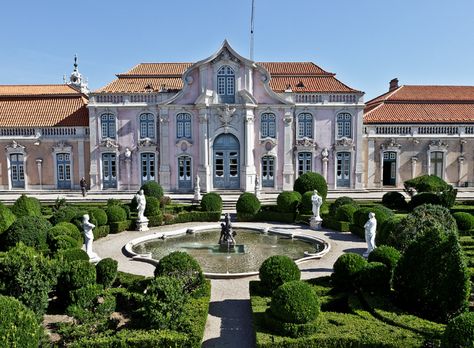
[125,220,330,279]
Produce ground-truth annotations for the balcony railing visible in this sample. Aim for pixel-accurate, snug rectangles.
[0,127,89,139]
[365,124,474,136]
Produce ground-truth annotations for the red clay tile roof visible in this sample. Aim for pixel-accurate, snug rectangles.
[96,62,360,94]
[364,85,474,124]
[0,85,88,127]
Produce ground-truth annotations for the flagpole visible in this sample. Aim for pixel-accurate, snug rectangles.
[250,0,255,61]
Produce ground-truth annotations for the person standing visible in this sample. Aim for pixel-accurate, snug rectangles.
[80,177,87,197]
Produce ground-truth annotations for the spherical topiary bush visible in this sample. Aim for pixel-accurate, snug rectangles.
[96,258,118,289]
[356,262,391,294]
[55,221,81,238]
[49,235,81,254]
[1,216,51,252]
[89,208,108,226]
[277,191,302,213]
[0,295,43,348]
[367,245,401,274]
[11,194,42,218]
[382,191,407,210]
[332,253,368,290]
[329,196,358,216]
[300,191,314,213]
[269,280,320,324]
[293,172,328,200]
[376,216,402,247]
[47,225,82,247]
[236,192,261,216]
[106,205,127,223]
[409,192,442,210]
[200,192,223,213]
[335,204,358,223]
[140,181,164,200]
[453,212,474,232]
[154,251,204,293]
[145,196,161,217]
[441,312,474,348]
[259,255,301,294]
[50,205,81,225]
[0,203,16,234]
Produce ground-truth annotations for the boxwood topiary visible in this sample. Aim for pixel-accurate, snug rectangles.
[332,252,368,290]
[404,174,450,196]
[293,172,328,200]
[0,203,16,234]
[276,191,302,213]
[300,191,314,213]
[50,205,81,225]
[382,191,407,210]
[11,194,42,218]
[154,251,204,293]
[441,312,474,348]
[329,196,358,215]
[49,235,81,254]
[376,216,402,247]
[62,260,97,290]
[259,255,301,294]
[0,295,43,348]
[356,262,391,294]
[367,245,401,275]
[269,280,320,324]
[89,208,108,226]
[236,192,261,216]
[409,192,442,209]
[335,204,358,223]
[56,248,89,263]
[106,205,127,223]
[55,221,81,238]
[453,212,474,232]
[96,258,118,289]
[47,225,82,247]
[145,196,161,217]
[200,192,223,213]
[351,205,394,239]
[140,181,164,200]
[1,216,51,252]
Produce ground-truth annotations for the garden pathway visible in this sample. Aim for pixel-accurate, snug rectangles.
[93,222,366,348]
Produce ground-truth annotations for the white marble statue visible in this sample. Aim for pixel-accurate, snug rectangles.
[194,174,201,201]
[135,189,147,222]
[311,190,323,222]
[81,214,100,262]
[363,212,377,257]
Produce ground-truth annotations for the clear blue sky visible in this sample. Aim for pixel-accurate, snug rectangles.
[0,0,473,100]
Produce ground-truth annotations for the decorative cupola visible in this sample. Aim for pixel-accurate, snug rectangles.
[67,54,89,94]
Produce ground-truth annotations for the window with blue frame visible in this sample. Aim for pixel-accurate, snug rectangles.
[217,65,235,103]
[177,113,192,139]
[337,112,352,138]
[101,113,116,139]
[298,152,312,175]
[261,113,276,138]
[139,113,155,139]
[297,113,313,138]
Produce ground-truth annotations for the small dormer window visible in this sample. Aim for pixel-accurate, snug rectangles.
[296,80,305,88]
[217,65,235,103]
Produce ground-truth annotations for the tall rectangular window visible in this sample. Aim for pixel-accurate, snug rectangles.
[177,113,192,139]
[139,113,155,139]
[261,113,276,138]
[337,113,352,138]
[297,113,313,138]
[298,152,312,175]
[101,113,116,139]
[430,152,444,178]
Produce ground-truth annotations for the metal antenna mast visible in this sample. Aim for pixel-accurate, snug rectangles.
[250,0,255,60]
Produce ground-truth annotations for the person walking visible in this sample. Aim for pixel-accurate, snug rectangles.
[80,177,87,197]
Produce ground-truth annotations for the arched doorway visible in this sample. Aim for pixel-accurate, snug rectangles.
[213,134,240,189]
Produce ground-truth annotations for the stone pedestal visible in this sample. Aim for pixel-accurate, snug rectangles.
[87,252,101,264]
[136,218,149,232]
[310,217,322,230]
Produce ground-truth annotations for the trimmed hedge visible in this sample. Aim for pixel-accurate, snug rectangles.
[48,225,82,246]
[335,204,358,223]
[89,207,108,226]
[356,262,390,294]
[382,191,407,210]
[56,248,90,263]
[0,203,16,234]
[154,251,204,293]
[404,174,450,195]
[321,218,351,232]
[332,253,368,290]
[409,192,442,209]
[277,191,302,213]
[11,194,42,218]
[55,221,81,237]
[109,220,132,234]
[293,172,328,200]
[106,205,127,223]
[170,211,221,224]
[96,258,118,289]
[376,216,402,247]
[367,245,401,275]
[2,216,51,252]
[50,205,81,225]
[0,295,43,348]
[236,192,261,217]
[252,208,295,223]
[140,181,164,200]
[300,191,314,214]
[145,196,161,217]
[453,212,474,232]
[442,312,474,348]
[329,196,358,216]
[93,225,110,240]
[200,192,223,213]
[259,255,301,295]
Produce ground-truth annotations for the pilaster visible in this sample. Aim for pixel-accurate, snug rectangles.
[282,111,294,190]
[159,108,171,190]
[243,108,256,191]
[198,107,211,192]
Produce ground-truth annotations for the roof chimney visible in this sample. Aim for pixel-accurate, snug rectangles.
[389,78,399,92]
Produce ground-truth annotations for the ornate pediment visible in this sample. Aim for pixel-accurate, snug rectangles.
[296,137,318,148]
[333,137,355,151]
[5,140,26,154]
[52,141,72,153]
[176,139,193,152]
[211,47,240,65]
[428,139,448,151]
[138,138,157,148]
[217,104,237,132]
[261,138,278,154]
[99,138,119,149]
[380,138,401,151]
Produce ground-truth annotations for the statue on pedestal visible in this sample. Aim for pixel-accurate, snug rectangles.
[135,189,147,222]
[81,214,100,262]
[363,212,377,257]
[194,175,202,201]
[311,190,323,222]
[219,213,236,246]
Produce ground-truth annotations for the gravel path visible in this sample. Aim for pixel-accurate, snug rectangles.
[94,223,365,348]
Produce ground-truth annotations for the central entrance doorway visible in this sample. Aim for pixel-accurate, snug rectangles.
[213,134,240,189]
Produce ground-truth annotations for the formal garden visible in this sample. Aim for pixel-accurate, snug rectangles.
[0,173,474,347]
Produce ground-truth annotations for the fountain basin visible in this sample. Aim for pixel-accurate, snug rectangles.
[125,224,330,279]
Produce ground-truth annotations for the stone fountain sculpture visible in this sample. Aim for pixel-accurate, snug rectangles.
[219,213,236,247]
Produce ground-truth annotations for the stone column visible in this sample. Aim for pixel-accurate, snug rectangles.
[282,111,294,190]
[198,107,211,192]
[321,148,329,182]
[159,109,171,190]
[88,108,99,191]
[36,159,43,190]
[243,108,256,192]
[458,156,465,187]
[411,156,418,179]
[367,139,375,188]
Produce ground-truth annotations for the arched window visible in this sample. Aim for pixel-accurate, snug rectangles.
[337,113,352,138]
[261,113,276,138]
[297,113,313,138]
[217,65,235,103]
[177,113,192,139]
[139,113,155,139]
[101,113,116,139]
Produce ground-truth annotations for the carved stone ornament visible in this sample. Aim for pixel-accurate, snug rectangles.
[261,138,277,152]
[138,138,157,148]
[321,147,329,158]
[52,141,72,153]
[335,137,354,148]
[5,140,26,153]
[217,104,236,127]
[211,47,240,65]
[428,139,448,151]
[296,137,318,148]
[176,139,193,152]
[380,138,401,150]
[100,138,119,149]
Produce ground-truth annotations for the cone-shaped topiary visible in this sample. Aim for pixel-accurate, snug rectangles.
[259,255,301,294]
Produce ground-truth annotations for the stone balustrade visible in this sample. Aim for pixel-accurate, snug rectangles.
[0,127,89,139]
[365,124,474,137]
